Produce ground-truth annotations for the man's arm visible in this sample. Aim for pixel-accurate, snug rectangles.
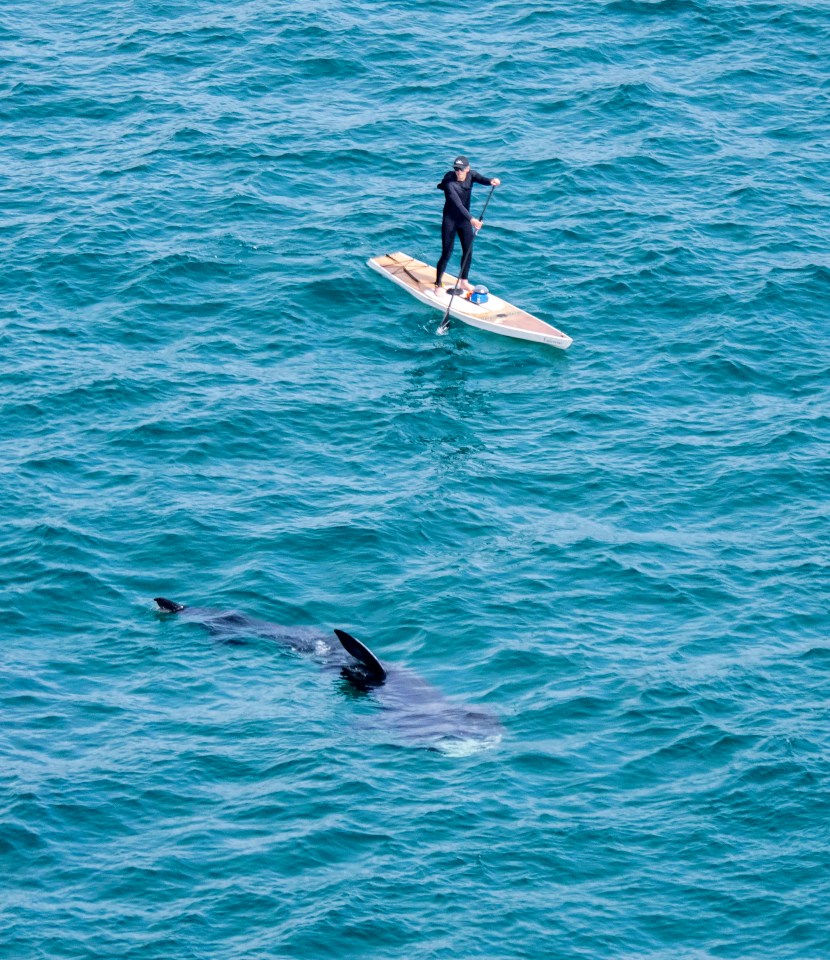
[472,170,501,188]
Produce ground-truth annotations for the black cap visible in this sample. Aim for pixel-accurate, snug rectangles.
[452,155,470,170]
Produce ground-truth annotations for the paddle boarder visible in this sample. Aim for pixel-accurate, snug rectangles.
[434,156,501,296]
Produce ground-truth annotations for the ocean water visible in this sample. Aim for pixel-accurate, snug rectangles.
[2,0,829,956]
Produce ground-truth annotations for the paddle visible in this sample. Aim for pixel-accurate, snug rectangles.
[438,184,496,335]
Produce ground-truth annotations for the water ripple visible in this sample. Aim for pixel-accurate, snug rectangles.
[2,0,829,957]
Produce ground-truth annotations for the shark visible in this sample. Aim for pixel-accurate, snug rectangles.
[154,597,502,754]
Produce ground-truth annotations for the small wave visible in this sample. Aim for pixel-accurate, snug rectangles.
[605,0,702,13]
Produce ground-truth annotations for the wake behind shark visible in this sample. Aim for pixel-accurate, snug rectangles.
[154,597,502,754]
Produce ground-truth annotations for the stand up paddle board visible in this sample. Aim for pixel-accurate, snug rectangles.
[367,252,572,349]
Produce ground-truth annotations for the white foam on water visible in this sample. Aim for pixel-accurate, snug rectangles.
[435,734,503,758]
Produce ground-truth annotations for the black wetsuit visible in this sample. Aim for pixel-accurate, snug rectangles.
[435,169,493,287]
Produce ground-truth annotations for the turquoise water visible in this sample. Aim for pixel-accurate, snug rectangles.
[3,0,829,956]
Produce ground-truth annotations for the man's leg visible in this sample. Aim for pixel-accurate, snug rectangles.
[457,220,475,290]
[435,217,456,292]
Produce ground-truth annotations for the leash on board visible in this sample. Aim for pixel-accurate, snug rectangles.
[438,184,496,335]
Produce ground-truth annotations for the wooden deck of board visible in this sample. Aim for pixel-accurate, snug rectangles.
[372,252,562,337]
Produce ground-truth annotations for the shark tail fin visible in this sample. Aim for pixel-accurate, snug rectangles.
[154,597,186,613]
[334,629,387,682]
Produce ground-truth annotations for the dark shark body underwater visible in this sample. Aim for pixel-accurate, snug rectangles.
[154,597,502,754]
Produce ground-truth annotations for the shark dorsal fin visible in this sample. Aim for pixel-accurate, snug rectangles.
[334,629,387,681]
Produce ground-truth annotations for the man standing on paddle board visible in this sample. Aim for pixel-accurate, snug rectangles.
[434,156,500,296]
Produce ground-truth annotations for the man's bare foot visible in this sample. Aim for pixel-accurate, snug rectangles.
[460,279,474,292]
[433,286,443,296]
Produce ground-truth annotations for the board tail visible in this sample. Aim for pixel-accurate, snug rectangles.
[154,597,186,613]
[334,629,387,682]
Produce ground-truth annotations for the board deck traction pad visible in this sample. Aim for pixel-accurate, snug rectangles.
[368,251,572,349]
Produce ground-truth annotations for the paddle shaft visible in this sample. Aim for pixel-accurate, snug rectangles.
[438,185,496,333]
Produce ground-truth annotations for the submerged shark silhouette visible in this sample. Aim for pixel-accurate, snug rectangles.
[154,597,502,754]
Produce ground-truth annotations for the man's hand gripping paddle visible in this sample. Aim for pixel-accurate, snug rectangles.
[438,184,496,335]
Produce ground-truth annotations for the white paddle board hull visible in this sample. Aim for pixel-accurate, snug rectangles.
[367,252,572,350]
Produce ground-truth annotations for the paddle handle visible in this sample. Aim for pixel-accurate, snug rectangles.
[476,184,496,225]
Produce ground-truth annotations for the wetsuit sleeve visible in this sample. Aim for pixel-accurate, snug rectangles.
[444,181,472,220]
[471,170,493,185]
